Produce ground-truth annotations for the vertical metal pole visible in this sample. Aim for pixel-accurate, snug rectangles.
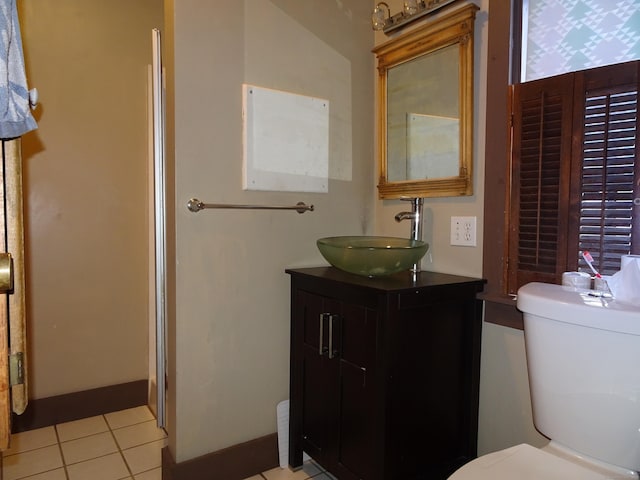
[410,197,423,273]
[152,28,167,429]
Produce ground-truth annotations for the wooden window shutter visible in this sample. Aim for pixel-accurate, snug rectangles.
[507,61,639,294]
[507,74,575,294]
[572,62,639,275]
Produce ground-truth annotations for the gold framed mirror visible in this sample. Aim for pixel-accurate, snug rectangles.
[373,4,478,199]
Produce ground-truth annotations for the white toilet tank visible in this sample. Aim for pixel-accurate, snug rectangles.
[517,282,640,473]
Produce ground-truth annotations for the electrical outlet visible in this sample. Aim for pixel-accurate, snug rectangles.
[450,216,477,247]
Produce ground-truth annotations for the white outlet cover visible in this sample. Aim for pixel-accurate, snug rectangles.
[450,216,477,247]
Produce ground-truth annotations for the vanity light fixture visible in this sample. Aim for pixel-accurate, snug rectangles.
[371,2,390,31]
[371,0,461,35]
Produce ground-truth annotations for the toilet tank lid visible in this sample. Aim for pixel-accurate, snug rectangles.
[516,282,640,335]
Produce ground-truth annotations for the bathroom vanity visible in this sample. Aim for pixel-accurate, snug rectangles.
[287,267,485,480]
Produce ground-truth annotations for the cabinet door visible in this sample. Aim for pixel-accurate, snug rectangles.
[293,290,379,480]
[298,291,340,467]
[330,303,378,480]
[388,295,480,478]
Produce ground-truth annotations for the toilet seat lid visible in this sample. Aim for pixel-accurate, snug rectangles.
[449,444,614,480]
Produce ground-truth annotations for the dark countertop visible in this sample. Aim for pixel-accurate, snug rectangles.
[286,266,486,293]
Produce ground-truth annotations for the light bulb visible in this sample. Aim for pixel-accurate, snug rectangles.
[404,0,418,15]
[371,2,390,31]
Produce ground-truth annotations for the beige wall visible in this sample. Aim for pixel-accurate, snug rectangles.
[164,0,546,464]
[477,322,548,454]
[19,0,163,399]
[166,0,374,462]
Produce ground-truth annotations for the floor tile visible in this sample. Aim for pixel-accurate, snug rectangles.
[312,473,338,480]
[2,407,338,480]
[66,452,130,480]
[106,406,155,430]
[61,431,119,465]
[122,438,165,474]
[2,445,63,480]
[262,466,314,480]
[300,461,323,477]
[57,415,109,442]
[20,469,67,480]
[113,420,167,450]
[4,426,57,456]
[134,467,162,480]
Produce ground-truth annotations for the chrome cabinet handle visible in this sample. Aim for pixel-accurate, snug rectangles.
[319,313,330,356]
[328,314,334,359]
[319,313,325,355]
[320,313,339,358]
[328,314,339,359]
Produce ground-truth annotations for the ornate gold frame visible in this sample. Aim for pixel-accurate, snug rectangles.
[373,4,479,199]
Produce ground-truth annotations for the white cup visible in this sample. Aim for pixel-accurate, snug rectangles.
[562,271,591,289]
[593,276,611,293]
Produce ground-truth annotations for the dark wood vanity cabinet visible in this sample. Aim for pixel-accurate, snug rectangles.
[287,267,485,480]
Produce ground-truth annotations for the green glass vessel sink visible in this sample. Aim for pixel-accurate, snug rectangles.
[317,236,429,277]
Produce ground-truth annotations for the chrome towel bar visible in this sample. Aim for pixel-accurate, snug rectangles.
[187,198,314,214]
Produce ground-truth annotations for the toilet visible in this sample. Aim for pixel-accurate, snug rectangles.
[449,282,640,479]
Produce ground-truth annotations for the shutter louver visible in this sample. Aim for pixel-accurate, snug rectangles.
[518,95,563,273]
[579,88,638,274]
[508,76,574,293]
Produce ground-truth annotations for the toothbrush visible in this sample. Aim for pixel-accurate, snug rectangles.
[581,250,602,278]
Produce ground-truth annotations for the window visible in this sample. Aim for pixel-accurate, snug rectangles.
[519,0,640,82]
[506,61,639,294]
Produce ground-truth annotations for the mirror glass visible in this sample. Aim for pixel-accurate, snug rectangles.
[374,4,478,198]
[387,43,459,181]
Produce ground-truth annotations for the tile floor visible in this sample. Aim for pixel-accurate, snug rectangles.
[247,460,337,480]
[2,406,166,480]
[1,406,337,480]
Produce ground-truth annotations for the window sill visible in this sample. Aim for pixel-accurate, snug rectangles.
[478,292,523,330]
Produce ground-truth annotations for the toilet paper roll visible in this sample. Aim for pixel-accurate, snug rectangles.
[562,271,591,289]
[621,254,640,270]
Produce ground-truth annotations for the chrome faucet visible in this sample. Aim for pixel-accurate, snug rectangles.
[395,197,424,272]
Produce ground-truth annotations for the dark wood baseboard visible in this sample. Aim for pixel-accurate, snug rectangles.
[11,379,148,433]
[162,433,279,480]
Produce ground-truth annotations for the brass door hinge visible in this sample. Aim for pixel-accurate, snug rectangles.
[9,352,24,386]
